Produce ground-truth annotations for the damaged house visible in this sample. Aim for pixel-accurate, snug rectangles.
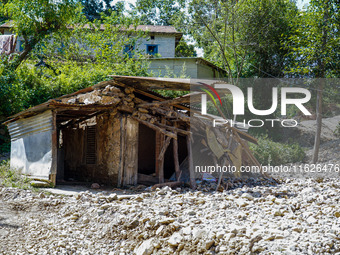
[4,76,264,188]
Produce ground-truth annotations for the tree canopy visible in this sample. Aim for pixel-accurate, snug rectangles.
[0,0,149,117]
[0,0,339,161]
[133,0,186,26]
[80,0,124,21]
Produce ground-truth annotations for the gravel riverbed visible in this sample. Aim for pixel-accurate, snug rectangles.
[1,171,340,255]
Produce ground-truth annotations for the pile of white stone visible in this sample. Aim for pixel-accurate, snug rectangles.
[1,174,340,254]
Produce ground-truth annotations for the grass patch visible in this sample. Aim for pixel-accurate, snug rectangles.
[0,160,38,191]
[250,136,305,165]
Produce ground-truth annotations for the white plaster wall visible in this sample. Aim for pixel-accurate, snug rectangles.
[148,58,198,78]
[136,34,176,58]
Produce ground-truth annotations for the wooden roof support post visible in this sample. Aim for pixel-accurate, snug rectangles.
[186,131,197,190]
[132,116,177,139]
[118,116,127,187]
[50,110,57,187]
[158,138,165,184]
[157,119,169,184]
[216,131,233,191]
[173,131,181,181]
[155,130,161,179]
[123,117,139,186]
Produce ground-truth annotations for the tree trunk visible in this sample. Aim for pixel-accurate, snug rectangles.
[5,38,36,72]
[312,4,328,163]
[312,80,324,163]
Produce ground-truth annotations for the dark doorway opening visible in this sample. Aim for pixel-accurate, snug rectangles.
[138,123,156,175]
[57,123,97,185]
[137,123,188,185]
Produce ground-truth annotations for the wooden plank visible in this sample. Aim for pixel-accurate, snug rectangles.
[158,118,166,184]
[133,88,190,111]
[216,130,233,191]
[186,132,197,189]
[50,110,57,187]
[173,135,181,181]
[158,136,172,161]
[138,173,159,185]
[110,76,192,91]
[190,109,258,144]
[155,122,191,136]
[158,136,165,183]
[123,117,139,186]
[155,131,161,179]
[117,105,134,113]
[173,123,181,181]
[131,116,177,139]
[106,115,121,185]
[151,181,183,190]
[112,81,190,111]
[117,116,126,187]
[137,94,193,108]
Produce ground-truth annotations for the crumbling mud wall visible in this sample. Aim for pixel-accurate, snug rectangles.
[62,112,122,185]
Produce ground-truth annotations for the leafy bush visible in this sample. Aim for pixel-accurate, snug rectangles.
[0,142,10,153]
[249,136,305,165]
[0,58,150,117]
[335,122,340,138]
[0,160,34,189]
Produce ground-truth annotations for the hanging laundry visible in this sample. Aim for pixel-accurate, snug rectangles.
[0,35,17,55]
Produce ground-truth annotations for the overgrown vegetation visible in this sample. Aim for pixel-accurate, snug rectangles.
[0,141,10,153]
[0,0,338,164]
[0,160,36,190]
[0,1,150,117]
[249,136,305,165]
[335,122,340,138]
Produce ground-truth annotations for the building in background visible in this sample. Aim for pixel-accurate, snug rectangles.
[0,23,226,79]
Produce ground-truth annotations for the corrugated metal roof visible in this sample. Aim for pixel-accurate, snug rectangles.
[7,110,53,141]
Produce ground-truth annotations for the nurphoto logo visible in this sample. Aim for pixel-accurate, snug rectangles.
[199,82,312,128]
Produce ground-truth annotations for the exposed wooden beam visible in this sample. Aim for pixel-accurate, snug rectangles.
[131,116,177,139]
[186,131,197,189]
[173,128,181,181]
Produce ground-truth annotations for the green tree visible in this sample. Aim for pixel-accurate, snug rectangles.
[286,0,339,163]
[0,0,150,117]
[241,0,298,78]
[80,0,124,21]
[133,0,185,26]
[175,40,197,57]
[186,0,297,83]
[0,0,80,72]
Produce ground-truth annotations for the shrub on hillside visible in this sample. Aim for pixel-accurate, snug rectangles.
[249,136,305,165]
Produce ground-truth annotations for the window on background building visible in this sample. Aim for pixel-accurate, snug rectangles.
[19,40,24,51]
[150,35,155,40]
[146,45,158,55]
[124,44,134,58]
